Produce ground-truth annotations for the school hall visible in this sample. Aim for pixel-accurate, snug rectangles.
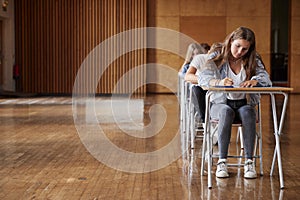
[0,0,300,199]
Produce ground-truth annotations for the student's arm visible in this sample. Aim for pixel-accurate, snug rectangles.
[198,60,221,87]
[251,57,272,87]
[184,66,198,84]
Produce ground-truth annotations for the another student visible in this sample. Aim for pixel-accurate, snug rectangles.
[179,43,207,74]
[185,43,222,124]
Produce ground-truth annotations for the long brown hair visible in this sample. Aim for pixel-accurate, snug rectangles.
[184,43,206,64]
[213,27,258,80]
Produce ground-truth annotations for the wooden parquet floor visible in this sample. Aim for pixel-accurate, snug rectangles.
[0,94,300,199]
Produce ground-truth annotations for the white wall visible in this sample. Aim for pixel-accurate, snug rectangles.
[0,0,15,92]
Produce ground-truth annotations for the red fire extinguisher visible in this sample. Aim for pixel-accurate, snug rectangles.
[13,64,20,79]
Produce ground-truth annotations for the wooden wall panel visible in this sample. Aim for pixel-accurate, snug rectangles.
[155,0,179,17]
[148,0,272,93]
[180,16,226,45]
[14,0,147,95]
[226,0,270,17]
[179,0,226,16]
[290,0,300,92]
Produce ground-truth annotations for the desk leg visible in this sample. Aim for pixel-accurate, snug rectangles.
[183,82,189,147]
[270,149,276,176]
[207,127,212,189]
[203,92,212,188]
[189,89,195,149]
[270,93,278,176]
[270,93,288,189]
[275,134,284,189]
[200,122,207,176]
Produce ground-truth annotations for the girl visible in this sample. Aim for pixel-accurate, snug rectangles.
[198,27,272,179]
[179,43,207,74]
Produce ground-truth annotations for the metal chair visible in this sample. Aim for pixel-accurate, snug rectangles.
[201,92,263,188]
[179,74,195,161]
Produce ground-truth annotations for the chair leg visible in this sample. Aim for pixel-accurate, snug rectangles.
[200,127,207,176]
[258,133,264,176]
[190,110,195,149]
[236,126,244,148]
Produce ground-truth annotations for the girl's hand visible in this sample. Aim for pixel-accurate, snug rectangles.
[218,77,233,86]
[223,77,234,86]
[240,80,258,87]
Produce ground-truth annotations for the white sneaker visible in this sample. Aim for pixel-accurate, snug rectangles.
[216,159,229,178]
[244,159,257,179]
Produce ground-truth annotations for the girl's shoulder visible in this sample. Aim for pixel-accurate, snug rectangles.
[193,53,209,60]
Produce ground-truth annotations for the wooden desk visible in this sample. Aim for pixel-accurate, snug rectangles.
[202,86,293,189]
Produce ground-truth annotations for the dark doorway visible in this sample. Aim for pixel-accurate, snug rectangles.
[271,0,289,85]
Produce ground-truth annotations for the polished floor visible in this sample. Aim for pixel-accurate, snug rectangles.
[0,94,300,199]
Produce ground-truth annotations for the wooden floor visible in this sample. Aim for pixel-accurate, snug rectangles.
[0,94,300,199]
